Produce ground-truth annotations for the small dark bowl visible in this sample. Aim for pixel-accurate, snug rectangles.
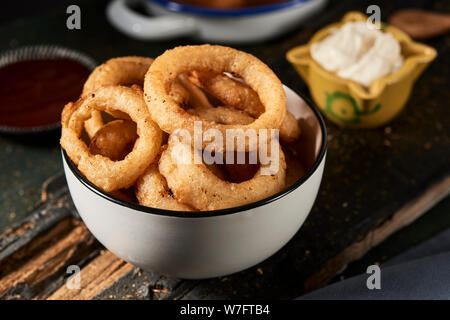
[0,45,96,135]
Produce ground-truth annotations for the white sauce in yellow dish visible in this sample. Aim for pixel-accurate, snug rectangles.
[310,21,404,87]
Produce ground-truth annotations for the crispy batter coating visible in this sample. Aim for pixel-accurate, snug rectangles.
[61,86,162,192]
[136,160,194,211]
[89,120,138,161]
[144,45,287,151]
[82,56,154,138]
[159,134,286,210]
[189,70,301,143]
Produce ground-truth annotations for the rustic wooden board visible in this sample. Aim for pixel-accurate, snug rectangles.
[0,0,449,300]
[0,174,448,299]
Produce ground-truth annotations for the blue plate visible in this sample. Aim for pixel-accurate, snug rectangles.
[149,0,311,17]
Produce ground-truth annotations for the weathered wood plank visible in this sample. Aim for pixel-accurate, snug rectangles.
[304,176,450,292]
[94,268,199,300]
[0,174,73,262]
[0,173,100,300]
[48,251,133,300]
[0,218,99,299]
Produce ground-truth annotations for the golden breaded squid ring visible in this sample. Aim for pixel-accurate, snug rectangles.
[279,112,301,144]
[61,86,162,192]
[188,102,300,144]
[136,160,194,211]
[170,70,301,146]
[189,70,301,143]
[188,70,264,117]
[144,45,287,150]
[158,134,287,211]
[176,73,214,110]
[82,56,154,97]
[84,110,104,139]
[82,56,154,138]
[89,119,138,161]
[187,105,254,125]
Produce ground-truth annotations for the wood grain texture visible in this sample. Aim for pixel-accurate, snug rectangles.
[304,176,450,292]
[48,251,134,300]
[0,174,73,262]
[0,218,98,299]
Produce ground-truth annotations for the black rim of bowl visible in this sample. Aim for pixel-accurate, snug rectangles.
[63,89,327,218]
[0,45,97,134]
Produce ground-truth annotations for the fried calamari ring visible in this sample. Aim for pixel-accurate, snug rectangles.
[144,45,286,150]
[136,160,194,211]
[284,146,306,187]
[174,71,297,146]
[82,56,154,97]
[176,73,214,110]
[180,72,255,125]
[279,112,302,144]
[82,56,154,138]
[177,73,255,124]
[89,120,138,161]
[61,86,162,192]
[186,105,254,125]
[188,103,300,143]
[135,149,230,211]
[189,70,301,143]
[156,73,207,109]
[84,110,104,139]
[158,134,286,211]
[188,70,264,117]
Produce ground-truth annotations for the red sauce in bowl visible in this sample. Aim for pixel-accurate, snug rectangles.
[0,59,90,130]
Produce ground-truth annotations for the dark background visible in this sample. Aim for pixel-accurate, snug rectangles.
[0,0,77,26]
[0,0,440,25]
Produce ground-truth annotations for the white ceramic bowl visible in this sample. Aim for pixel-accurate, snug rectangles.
[107,0,327,43]
[62,85,327,279]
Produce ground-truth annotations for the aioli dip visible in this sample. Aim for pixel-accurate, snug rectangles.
[310,21,403,87]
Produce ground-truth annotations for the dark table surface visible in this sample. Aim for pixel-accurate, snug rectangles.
[0,0,449,287]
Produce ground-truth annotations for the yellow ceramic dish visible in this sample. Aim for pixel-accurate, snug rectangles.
[286,11,437,128]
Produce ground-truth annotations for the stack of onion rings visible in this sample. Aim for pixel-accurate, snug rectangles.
[61,46,305,211]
